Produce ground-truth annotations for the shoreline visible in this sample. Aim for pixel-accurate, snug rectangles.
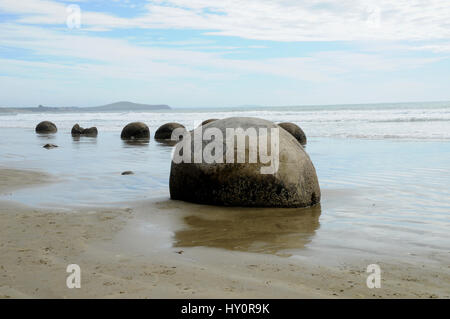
[0,168,53,194]
[0,168,448,298]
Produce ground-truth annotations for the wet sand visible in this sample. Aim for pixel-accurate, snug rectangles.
[0,168,52,194]
[1,168,448,298]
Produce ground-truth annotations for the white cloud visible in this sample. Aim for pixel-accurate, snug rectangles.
[1,22,441,89]
[1,0,449,106]
[411,43,450,53]
[1,0,450,41]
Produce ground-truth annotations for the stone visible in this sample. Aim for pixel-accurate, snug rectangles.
[43,144,58,149]
[278,122,307,145]
[35,121,57,134]
[82,127,98,137]
[71,124,98,137]
[71,124,83,135]
[169,117,320,207]
[120,122,150,140]
[199,119,218,127]
[154,122,186,140]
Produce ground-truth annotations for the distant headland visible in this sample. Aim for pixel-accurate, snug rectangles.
[0,101,171,113]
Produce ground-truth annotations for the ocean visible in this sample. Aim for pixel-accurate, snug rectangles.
[0,102,449,265]
[1,101,450,140]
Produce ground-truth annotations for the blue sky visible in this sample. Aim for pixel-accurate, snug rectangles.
[1,0,450,108]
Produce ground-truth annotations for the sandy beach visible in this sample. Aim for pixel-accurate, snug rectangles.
[1,168,448,299]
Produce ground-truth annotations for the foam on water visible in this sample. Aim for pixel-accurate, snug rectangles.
[1,102,450,140]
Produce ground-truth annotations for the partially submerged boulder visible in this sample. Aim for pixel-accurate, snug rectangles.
[169,117,320,208]
[71,124,83,135]
[81,127,98,137]
[278,122,307,145]
[120,122,150,140]
[155,122,186,140]
[199,119,218,127]
[35,121,57,134]
[71,124,98,137]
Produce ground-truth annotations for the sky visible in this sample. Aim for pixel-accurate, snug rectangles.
[0,0,450,108]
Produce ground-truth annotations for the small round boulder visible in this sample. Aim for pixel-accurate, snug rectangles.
[278,122,307,145]
[36,121,57,134]
[43,144,58,149]
[155,122,186,140]
[120,122,150,140]
[170,117,320,208]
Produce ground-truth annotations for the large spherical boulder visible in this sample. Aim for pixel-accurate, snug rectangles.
[169,117,320,208]
[35,121,57,134]
[278,122,307,145]
[154,122,186,140]
[120,122,150,140]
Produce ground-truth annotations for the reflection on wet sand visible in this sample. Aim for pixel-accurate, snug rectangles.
[71,135,98,144]
[174,204,321,255]
[155,139,178,147]
[36,133,56,141]
[122,139,150,147]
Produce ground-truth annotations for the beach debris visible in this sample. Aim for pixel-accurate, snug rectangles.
[71,124,98,137]
[43,144,58,149]
[176,250,184,254]
[169,117,320,207]
[121,171,134,175]
[278,122,307,146]
[35,121,57,134]
[154,122,186,143]
[120,122,150,140]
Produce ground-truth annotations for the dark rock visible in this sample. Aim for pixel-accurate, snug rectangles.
[71,124,98,137]
[120,122,150,140]
[82,127,98,137]
[35,121,57,134]
[199,119,218,127]
[278,122,307,145]
[169,117,320,208]
[71,124,84,135]
[121,171,134,175]
[43,144,58,149]
[155,122,186,141]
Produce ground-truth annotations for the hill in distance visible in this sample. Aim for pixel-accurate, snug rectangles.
[87,101,171,111]
[0,101,171,113]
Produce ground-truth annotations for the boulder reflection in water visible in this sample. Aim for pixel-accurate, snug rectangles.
[174,204,321,255]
